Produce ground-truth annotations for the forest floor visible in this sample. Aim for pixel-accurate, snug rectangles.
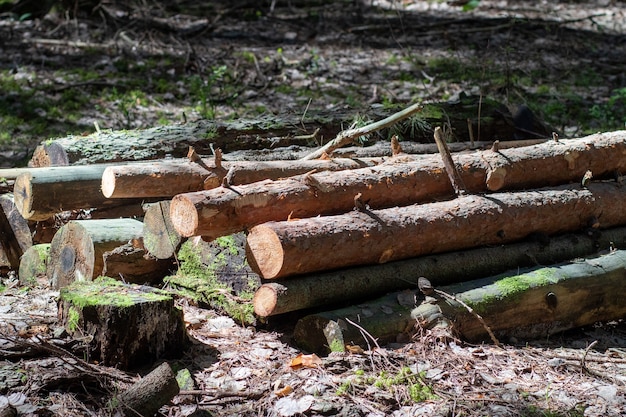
[1,1,626,416]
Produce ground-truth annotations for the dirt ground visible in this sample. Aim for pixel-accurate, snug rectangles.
[1,1,626,416]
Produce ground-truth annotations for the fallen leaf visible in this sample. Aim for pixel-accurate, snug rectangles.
[275,385,293,397]
[274,395,314,417]
[289,353,323,369]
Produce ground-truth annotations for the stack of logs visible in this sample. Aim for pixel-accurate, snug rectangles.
[3,123,626,353]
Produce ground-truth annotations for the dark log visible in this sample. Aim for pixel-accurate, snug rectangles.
[171,131,626,239]
[18,243,50,286]
[246,182,626,279]
[58,278,187,370]
[102,242,175,284]
[112,362,180,417]
[142,201,184,259]
[412,250,626,342]
[0,193,32,269]
[47,219,144,289]
[12,165,157,221]
[252,224,626,317]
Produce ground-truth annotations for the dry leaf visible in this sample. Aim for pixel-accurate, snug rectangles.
[289,353,323,369]
[274,385,293,397]
[345,344,365,355]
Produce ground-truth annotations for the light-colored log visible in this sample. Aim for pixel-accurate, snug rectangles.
[142,201,184,259]
[0,193,32,269]
[246,182,626,279]
[18,244,50,286]
[47,219,144,289]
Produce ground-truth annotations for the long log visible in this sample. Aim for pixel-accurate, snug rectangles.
[101,157,377,199]
[253,225,626,317]
[411,249,626,343]
[47,219,144,289]
[170,131,626,239]
[294,250,626,353]
[246,182,626,279]
[12,165,157,221]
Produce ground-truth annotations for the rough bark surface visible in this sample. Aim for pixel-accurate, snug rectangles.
[412,250,626,342]
[252,224,626,316]
[171,131,626,239]
[102,242,175,284]
[0,193,32,269]
[47,219,144,289]
[58,279,187,370]
[246,182,626,279]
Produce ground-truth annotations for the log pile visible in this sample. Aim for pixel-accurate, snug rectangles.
[2,106,626,356]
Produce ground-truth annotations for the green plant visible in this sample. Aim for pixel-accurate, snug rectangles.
[589,87,626,130]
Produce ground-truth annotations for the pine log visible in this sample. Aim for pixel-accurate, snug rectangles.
[0,193,32,269]
[47,219,144,289]
[246,182,626,279]
[411,249,626,343]
[12,165,157,221]
[18,243,51,286]
[170,131,626,239]
[253,225,626,317]
[142,201,184,259]
[58,278,187,369]
[101,157,376,199]
[102,242,175,284]
[112,362,180,417]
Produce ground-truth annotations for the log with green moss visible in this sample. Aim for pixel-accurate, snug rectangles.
[411,249,626,343]
[253,225,626,317]
[18,243,50,286]
[58,278,187,370]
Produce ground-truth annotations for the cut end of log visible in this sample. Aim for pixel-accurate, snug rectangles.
[100,167,116,198]
[13,173,37,220]
[246,224,285,279]
[170,194,201,237]
[253,284,281,317]
[486,167,507,191]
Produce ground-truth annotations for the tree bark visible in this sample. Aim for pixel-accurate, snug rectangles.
[101,157,377,199]
[0,193,32,269]
[412,250,626,343]
[142,201,184,259]
[47,219,144,289]
[18,243,50,286]
[170,131,626,239]
[12,165,156,221]
[102,242,175,284]
[58,279,187,370]
[112,362,180,417]
[252,224,626,317]
[246,182,626,279]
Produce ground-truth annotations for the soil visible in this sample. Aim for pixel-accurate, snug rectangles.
[1,1,626,416]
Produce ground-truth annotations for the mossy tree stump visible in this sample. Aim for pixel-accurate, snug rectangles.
[58,278,187,370]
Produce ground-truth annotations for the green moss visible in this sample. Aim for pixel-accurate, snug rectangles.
[329,338,344,353]
[67,306,80,332]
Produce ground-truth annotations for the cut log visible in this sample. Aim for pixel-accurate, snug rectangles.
[18,243,51,286]
[102,242,175,284]
[47,219,144,289]
[111,362,180,417]
[58,278,187,369]
[411,249,626,343]
[142,201,184,259]
[253,225,626,317]
[246,182,626,279]
[12,165,157,221]
[171,131,626,239]
[0,193,32,269]
[101,157,376,199]
[294,250,626,353]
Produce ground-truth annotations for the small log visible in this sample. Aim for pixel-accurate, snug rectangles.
[246,182,626,279]
[142,201,184,259]
[12,165,157,221]
[18,243,51,286]
[0,193,32,269]
[47,219,144,289]
[101,157,376,199]
[294,291,416,354]
[112,362,180,417]
[253,225,626,316]
[58,278,187,369]
[412,250,626,342]
[102,242,175,284]
[171,131,626,239]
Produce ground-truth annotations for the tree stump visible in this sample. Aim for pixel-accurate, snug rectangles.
[47,219,144,289]
[58,278,187,370]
